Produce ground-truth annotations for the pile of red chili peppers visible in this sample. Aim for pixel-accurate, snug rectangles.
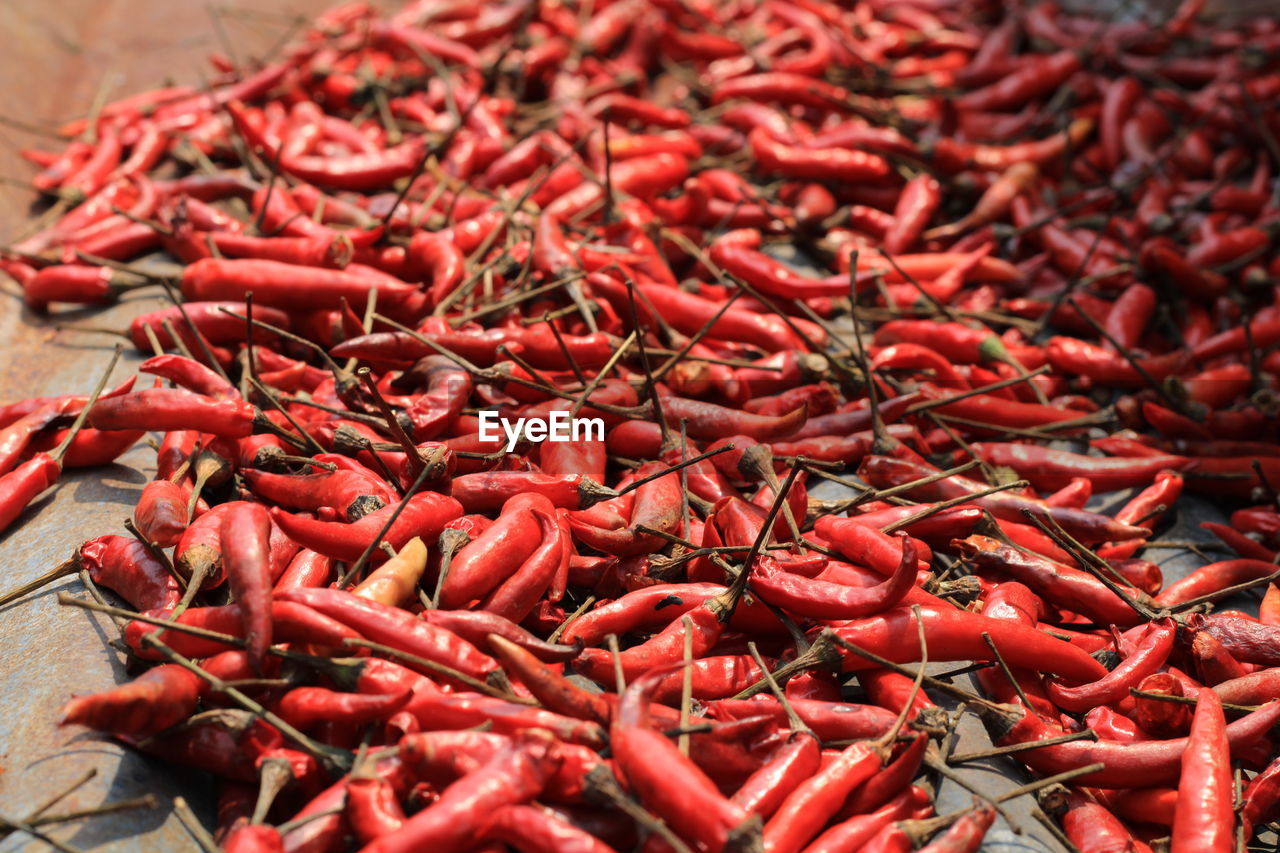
[4,0,1280,849]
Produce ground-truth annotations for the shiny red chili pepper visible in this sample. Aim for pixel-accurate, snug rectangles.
[1171,689,1234,853]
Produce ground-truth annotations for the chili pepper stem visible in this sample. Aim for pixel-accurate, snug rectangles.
[340,637,523,702]
[142,632,354,776]
[547,594,595,645]
[583,765,697,853]
[617,444,736,496]
[170,561,211,619]
[250,756,293,825]
[122,518,182,586]
[173,796,218,853]
[678,617,695,757]
[429,527,470,609]
[996,762,1108,803]
[746,640,811,736]
[981,631,1034,710]
[275,806,346,836]
[357,366,425,480]
[24,795,157,832]
[606,633,626,694]
[876,604,928,755]
[0,556,76,608]
[1127,689,1256,715]
[922,743,1022,831]
[53,324,130,339]
[1165,569,1280,615]
[1020,509,1159,620]
[733,630,842,700]
[0,816,85,853]
[947,729,1098,764]
[50,344,122,465]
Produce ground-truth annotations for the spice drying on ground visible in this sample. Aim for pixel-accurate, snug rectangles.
[2,0,1280,850]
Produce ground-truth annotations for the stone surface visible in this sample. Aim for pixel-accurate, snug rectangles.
[0,3,329,849]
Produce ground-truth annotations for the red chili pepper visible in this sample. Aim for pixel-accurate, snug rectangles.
[359,733,558,853]
[181,258,418,310]
[1241,754,1280,839]
[749,128,892,183]
[58,663,201,736]
[245,468,395,521]
[611,664,759,851]
[276,587,499,683]
[858,455,1149,543]
[220,502,274,667]
[1171,689,1234,852]
[89,388,256,437]
[277,686,411,730]
[76,534,180,611]
[750,536,917,620]
[132,479,190,547]
[956,535,1146,625]
[270,492,462,562]
[831,604,1107,682]
[1044,620,1175,712]
[989,699,1280,787]
[883,175,941,254]
[968,442,1188,492]
[346,776,407,844]
[449,471,614,513]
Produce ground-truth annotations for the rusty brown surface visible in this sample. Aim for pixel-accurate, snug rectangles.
[0,3,329,849]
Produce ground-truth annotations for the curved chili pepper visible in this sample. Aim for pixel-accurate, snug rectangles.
[399,729,601,805]
[1045,620,1175,712]
[479,494,567,621]
[1241,754,1280,839]
[752,536,917,620]
[78,534,180,611]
